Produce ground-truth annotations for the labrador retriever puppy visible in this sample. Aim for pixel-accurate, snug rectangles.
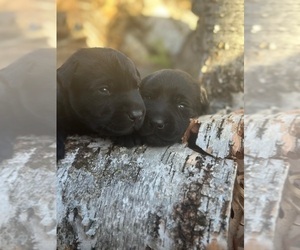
[0,48,56,162]
[137,69,208,146]
[57,47,145,160]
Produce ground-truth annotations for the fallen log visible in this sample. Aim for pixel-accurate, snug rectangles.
[57,138,237,249]
[243,111,300,250]
[0,112,244,250]
[57,112,244,250]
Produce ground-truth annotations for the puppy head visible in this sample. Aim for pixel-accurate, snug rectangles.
[138,69,208,146]
[57,47,145,135]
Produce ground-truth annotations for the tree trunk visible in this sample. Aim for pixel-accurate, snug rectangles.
[245,0,300,112]
[191,0,244,113]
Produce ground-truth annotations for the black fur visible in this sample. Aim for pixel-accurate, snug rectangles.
[0,49,56,162]
[57,47,145,160]
[138,69,208,146]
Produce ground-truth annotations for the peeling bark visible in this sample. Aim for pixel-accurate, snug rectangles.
[185,111,244,160]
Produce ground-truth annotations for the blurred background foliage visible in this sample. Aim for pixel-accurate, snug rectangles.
[57,0,201,77]
[0,0,202,77]
[0,0,55,67]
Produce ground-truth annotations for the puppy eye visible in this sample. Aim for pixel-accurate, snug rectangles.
[177,103,186,109]
[98,87,110,95]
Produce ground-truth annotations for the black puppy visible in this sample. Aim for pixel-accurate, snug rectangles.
[137,69,208,146]
[0,48,56,162]
[57,47,145,160]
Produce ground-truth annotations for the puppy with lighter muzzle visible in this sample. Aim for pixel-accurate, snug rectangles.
[138,69,208,146]
[57,47,145,160]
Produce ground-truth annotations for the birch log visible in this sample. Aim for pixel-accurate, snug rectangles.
[56,113,244,250]
[243,111,300,250]
[188,111,244,250]
[0,136,56,250]
[190,110,244,160]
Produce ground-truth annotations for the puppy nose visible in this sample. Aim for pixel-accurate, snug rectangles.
[128,110,144,122]
[151,118,166,130]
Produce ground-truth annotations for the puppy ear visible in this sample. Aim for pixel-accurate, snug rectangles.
[57,59,78,89]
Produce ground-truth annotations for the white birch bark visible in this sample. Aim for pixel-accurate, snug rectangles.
[57,137,236,250]
[0,136,56,250]
[243,112,300,250]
